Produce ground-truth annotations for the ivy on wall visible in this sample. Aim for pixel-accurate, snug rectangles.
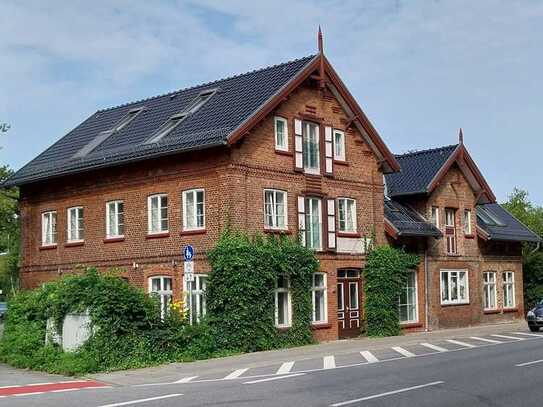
[363,246,420,337]
[206,230,318,352]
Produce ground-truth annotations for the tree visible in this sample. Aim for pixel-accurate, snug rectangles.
[0,165,19,297]
[502,189,543,309]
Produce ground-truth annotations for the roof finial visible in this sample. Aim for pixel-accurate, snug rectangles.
[459,127,464,144]
[318,25,324,54]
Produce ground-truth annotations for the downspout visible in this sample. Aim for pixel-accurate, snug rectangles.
[424,249,430,332]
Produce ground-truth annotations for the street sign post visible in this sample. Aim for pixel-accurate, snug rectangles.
[183,245,195,322]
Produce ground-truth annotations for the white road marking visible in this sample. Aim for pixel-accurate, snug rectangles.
[244,373,305,384]
[223,368,249,380]
[491,334,524,341]
[0,382,54,389]
[470,336,501,344]
[175,376,198,383]
[516,359,543,367]
[98,394,183,407]
[276,361,295,375]
[330,381,445,406]
[512,331,543,337]
[446,339,476,348]
[420,343,448,352]
[392,346,416,357]
[323,355,336,369]
[13,392,46,397]
[360,351,379,363]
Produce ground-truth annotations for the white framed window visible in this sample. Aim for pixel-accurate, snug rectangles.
[305,197,322,250]
[148,194,168,234]
[503,271,515,309]
[264,189,287,230]
[184,275,207,324]
[274,116,288,151]
[67,206,84,242]
[399,271,418,323]
[41,211,57,246]
[312,273,328,324]
[275,275,292,328]
[338,198,357,233]
[431,206,439,227]
[483,271,497,310]
[106,200,124,238]
[445,208,457,254]
[333,129,345,161]
[149,276,172,318]
[303,121,320,174]
[440,269,469,305]
[183,189,205,231]
[464,209,472,235]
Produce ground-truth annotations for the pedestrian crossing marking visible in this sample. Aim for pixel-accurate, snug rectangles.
[392,346,415,357]
[420,343,448,352]
[491,334,524,341]
[276,361,295,375]
[323,355,336,369]
[446,339,476,348]
[360,351,379,363]
[175,376,198,383]
[223,368,249,380]
[470,336,501,344]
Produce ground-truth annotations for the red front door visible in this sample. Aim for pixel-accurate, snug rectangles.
[337,269,362,338]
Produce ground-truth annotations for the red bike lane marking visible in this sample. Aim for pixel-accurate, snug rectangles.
[0,380,108,396]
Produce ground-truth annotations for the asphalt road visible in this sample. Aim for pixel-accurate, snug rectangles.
[2,331,543,406]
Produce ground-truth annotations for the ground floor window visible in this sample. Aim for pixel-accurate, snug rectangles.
[312,272,327,324]
[440,269,469,305]
[399,271,418,323]
[503,271,515,309]
[483,272,497,310]
[149,276,172,318]
[275,275,291,328]
[184,275,207,324]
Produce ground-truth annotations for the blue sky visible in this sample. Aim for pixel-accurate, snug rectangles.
[1,1,542,203]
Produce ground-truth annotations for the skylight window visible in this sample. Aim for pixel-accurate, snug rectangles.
[144,88,217,144]
[145,113,187,144]
[477,206,505,226]
[73,106,144,158]
[114,107,144,132]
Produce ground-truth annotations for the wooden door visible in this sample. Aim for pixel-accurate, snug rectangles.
[337,269,361,338]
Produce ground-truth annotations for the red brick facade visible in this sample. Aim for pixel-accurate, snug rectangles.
[17,75,524,342]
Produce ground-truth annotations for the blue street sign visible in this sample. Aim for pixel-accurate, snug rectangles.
[183,245,194,261]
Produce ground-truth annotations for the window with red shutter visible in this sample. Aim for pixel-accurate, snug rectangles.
[445,208,457,255]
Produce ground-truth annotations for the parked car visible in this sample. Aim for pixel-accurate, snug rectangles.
[0,302,6,321]
[527,300,543,332]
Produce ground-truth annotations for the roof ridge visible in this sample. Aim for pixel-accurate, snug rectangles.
[97,54,317,113]
[395,143,458,158]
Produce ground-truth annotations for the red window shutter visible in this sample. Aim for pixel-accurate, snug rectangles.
[294,119,303,172]
[297,196,306,246]
[324,126,333,176]
[326,198,336,250]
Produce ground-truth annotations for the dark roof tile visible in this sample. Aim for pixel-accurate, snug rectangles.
[477,203,541,243]
[384,199,442,237]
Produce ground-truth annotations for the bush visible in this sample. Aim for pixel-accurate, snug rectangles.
[364,246,419,337]
[0,269,217,374]
[206,230,318,352]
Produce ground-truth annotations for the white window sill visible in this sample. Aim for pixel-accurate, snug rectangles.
[275,146,289,152]
[304,169,321,176]
[148,230,169,235]
[66,239,84,244]
[441,301,470,306]
[106,235,125,239]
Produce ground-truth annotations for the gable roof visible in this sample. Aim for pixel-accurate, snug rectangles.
[5,52,400,188]
[477,203,541,243]
[385,142,496,203]
[384,199,442,238]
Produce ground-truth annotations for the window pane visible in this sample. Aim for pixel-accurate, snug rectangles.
[196,191,204,228]
[152,278,161,292]
[337,283,344,310]
[441,272,449,302]
[349,283,358,309]
[186,192,195,228]
[314,290,324,321]
[278,292,288,325]
[314,273,324,288]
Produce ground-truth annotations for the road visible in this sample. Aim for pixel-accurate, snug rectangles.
[1,327,542,406]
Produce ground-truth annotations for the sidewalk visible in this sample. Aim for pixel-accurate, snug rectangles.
[89,320,530,386]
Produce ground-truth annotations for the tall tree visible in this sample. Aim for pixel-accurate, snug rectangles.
[503,188,543,308]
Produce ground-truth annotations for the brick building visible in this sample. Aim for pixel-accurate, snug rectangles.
[4,39,539,340]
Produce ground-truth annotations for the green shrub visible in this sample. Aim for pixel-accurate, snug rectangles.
[206,230,318,352]
[364,246,419,337]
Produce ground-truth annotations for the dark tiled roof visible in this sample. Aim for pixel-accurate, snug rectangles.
[477,203,541,243]
[384,199,442,238]
[5,55,318,187]
[385,144,458,197]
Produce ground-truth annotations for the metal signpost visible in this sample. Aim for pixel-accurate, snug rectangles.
[183,245,195,323]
